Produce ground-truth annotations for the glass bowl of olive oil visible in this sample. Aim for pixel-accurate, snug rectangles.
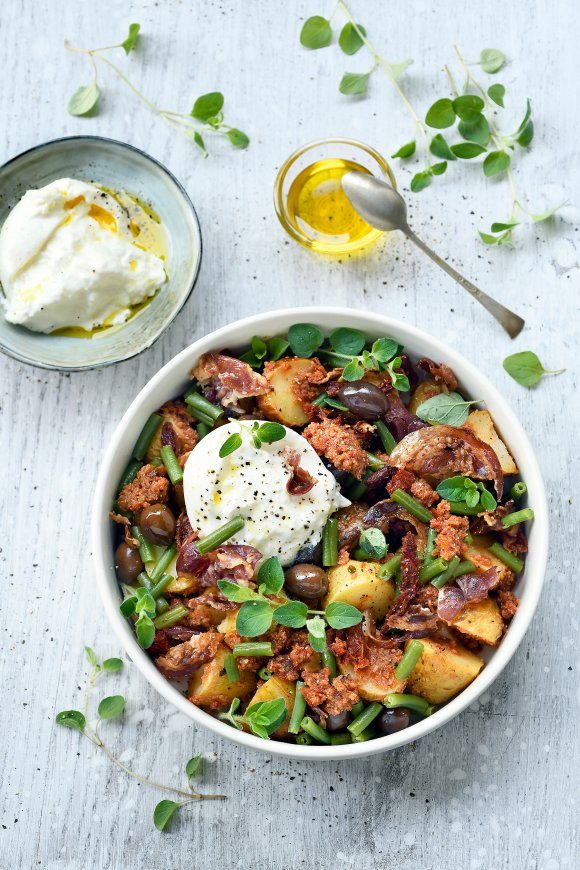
[274,138,396,255]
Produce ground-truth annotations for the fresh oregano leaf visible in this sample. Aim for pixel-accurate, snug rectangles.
[502,351,564,387]
[266,337,289,360]
[68,82,100,116]
[341,359,365,381]
[258,556,285,595]
[371,337,401,363]
[217,580,260,603]
[122,23,140,54]
[186,755,202,779]
[436,476,473,502]
[453,95,485,121]
[288,323,323,357]
[103,657,123,672]
[272,600,309,628]
[416,391,480,426]
[191,92,224,122]
[339,71,371,96]
[219,432,242,458]
[300,16,333,49]
[358,528,387,559]
[227,128,250,149]
[391,141,416,159]
[85,646,100,669]
[325,601,363,630]
[425,98,456,129]
[330,327,366,356]
[97,695,126,720]
[338,22,366,55]
[458,114,490,146]
[450,142,486,159]
[256,422,286,444]
[236,600,274,637]
[480,48,506,73]
[410,170,432,192]
[154,799,181,832]
[487,84,505,107]
[491,221,519,232]
[306,616,327,652]
[430,134,456,161]
[431,162,447,176]
[135,613,155,649]
[483,150,511,176]
[56,710,86,732]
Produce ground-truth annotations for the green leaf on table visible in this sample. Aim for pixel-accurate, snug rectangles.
[227,128,250,149]
[450,142,486,159]
[490,221,519,232]
[410,170,432,192]
[453,95,485,121]
[515,99,533,147]
[416,391,480,426]
[85,646,100,669]
[391,141,416,159]
[503,351,565,387]
[97,695,126,720]
[425,98,456,129]
[236,600,274,637]
[56,710,86,732]
[458,114,490,146]
[122,23,140,54]
[154,799,181,832]
[185,755,202,779]
[68,82,100,116]
[191,92,224,122]
[219,432,242,458]
[479,232,499,245]
[531,202,567,222]
[487,84,505,107]
[480,48,506,73]
[103,657,123,672]
[430,134,456,161]
[288,323,323,357]
[338,22,366,54]
[192,131,207,155]
[258,556,285,595]
[430,162,447,176]
[325,601,363,629]
[387,58,414,79]
[330,327,366,356]
[483,150,511,176]
[306,616,327,652]
[339,71,371,96]
[300,16,333,49]
[273,600,309,628]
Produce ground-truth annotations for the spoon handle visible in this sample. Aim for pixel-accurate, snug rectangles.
[403,228,525,338]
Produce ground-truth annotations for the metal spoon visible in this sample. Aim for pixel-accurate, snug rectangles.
[341,171,524,338]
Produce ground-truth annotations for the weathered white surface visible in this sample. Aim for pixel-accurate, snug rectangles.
[1,0,579,867]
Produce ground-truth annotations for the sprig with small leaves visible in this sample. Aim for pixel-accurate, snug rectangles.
[219,420,286,458]
[300,2,564,244]
[65,24,249,156]
[218,697,288,740]
[436,476,497,512]
[56,646,225,832]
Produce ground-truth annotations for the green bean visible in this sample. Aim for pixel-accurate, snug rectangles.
[384,693,432,716]
[137,572,151,589]
[197,516,245,554]
[149,573,175,600]
[431,555,461,589]
[321,649,338,679]
[296,732,312,745]
[501,508,534,529]
[196,421,211,440]
[233,642,273,658]
[348,701,382,736]
[155,596,169,614]
[464,531,473,544]
[452,559,476,578]
[330,732,352,745]
[300,716,331,745]
[390,489,432,523]
[377,552,402,580]
[184,390,224,423]
[448,501,482,516]
[423,528,437,566]
[154,604,189,629]
[313,393,327,407]
[149,543,178,582]
[375,420,396,455]
[160,444,183,484]
[132,526,155,564]
[257,667,271,681]
[325,397,349,412]
[350,700,365,718]
[351,725,377,743]
[366,452,385,471]
[353,548,372,562]
[395,641,425,681]
[118,459,142,492]
[489,543,524,573]
[224,653,240,683]
[322,517,338,567]
[342,475,368,500]
[133,413,163,461]
[419,557,448,584]
[288,682,307,734]
[510,481,527,501]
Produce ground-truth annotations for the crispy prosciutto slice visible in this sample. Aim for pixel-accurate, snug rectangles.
[191,352,270,410]
[176,539,261,586]
[389,424,504,499]
[283,448,317,495]
[437,568,499,622]
[338,499,429,552]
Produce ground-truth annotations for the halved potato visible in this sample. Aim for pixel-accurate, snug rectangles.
[451,597,504,647]
[188,643,257,710]
[256,357,314,426]
[463,410,518,475]
[244,676,296,737]
[406,636,484,704]
[324,560,395,620]
[464,534,515,587]
[408,379,445,415]
[339,647,405,702]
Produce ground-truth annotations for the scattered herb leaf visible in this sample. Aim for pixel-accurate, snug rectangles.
[502,351,565,387]
[416,391,480,426]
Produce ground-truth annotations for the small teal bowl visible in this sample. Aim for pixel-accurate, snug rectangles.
[0,136,202,370]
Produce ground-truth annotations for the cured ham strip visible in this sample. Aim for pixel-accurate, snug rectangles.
[437,568,499,622]
[192,352,270,409]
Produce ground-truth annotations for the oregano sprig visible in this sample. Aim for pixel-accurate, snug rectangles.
[65,25,249,156]
[56,646,225,833]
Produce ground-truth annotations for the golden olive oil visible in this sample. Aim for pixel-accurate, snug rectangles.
[55,187,168,339]
[286,158,383,253]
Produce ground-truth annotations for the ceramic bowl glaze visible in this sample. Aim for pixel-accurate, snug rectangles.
[0,136,202,370]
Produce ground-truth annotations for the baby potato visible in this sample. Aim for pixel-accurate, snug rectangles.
[339,648,405,702]
[406,636,484,704]
[463,409,518,475]
[324,560,395,620]
[451,597,504,647]
[256,357,315,426]
[188,644,257,710]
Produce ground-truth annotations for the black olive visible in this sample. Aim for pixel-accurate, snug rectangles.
[377,707,410,735]
[294,540,323,565]
[337,380,389,421]
[115,542,143,583]
[140,503,176,545]
[326,710,351,731]
[284,564,328,599]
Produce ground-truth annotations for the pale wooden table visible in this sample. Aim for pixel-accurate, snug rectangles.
[1,1,578,867]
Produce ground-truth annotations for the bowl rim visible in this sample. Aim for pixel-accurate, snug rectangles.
[0,135,203,372]
[92,306,549,760]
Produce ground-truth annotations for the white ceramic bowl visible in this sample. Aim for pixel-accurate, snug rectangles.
[92,307,548,760]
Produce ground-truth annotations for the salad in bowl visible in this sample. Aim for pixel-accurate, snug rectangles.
[104,315,539,752]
